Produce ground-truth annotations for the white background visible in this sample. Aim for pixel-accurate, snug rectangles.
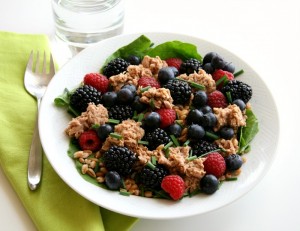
[0,0,300,230]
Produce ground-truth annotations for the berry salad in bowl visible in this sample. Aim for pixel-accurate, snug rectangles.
[39,33,278,219]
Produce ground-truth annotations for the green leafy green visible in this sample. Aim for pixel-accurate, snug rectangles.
[146,40,202,61]
[101,35,153,69]
[238,109,259,154]
[54,88,71,107]
[54,88,80,117]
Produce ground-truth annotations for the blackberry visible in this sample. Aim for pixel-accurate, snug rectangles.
[70,85,101,113]
[164,79,192,105]
[103,58,129,78]
[222,80,252,103]
[139,164,169,189]
[108,104,133,121]
[144,128,171,150]
[103,146,137,176]
[191,140,219,157]
[179,58,202,75]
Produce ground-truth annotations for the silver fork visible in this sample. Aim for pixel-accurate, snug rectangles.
[24,51,55,190]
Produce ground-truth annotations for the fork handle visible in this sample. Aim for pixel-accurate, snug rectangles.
[27,100,43,190]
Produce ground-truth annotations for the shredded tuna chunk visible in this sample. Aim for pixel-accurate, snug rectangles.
[185,158,206,178]
[141,55,167,75]
[101,119,144,152]
[213,104,247,131]
[132,145,152,170]
[184,176,201,193]
[178,69,216,93]
[215,137,239,155]
[127,64,153,78]
[65,103,108,138]
[139,87,173,109]
[109,72,139,91]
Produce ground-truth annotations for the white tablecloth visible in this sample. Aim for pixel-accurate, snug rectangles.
[1,0,300,230]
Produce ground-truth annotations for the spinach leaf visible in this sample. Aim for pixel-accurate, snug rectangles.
[146,40,202,61]
[238,109,259,154]
[54,88,71,107]
[101,35,152,69]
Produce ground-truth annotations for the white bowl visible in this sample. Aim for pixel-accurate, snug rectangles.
[39,32,279,219]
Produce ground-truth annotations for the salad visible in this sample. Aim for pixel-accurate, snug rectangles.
[55,35,259,201]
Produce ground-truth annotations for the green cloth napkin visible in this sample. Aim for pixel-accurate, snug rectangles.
[0,31,137,231]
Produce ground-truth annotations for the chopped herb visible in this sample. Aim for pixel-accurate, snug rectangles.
[140,86,151,93]
[146,161,156,170]
[187,155,197,161]
[225,177,238,181]
[215,75,228,87]
[234,69,244,77]
[119,189,131,196]
[183,139,190,146]
[108,118,120,124]
[163,141,174,150]
[199,149,222,157]
[109,132,123,140]
[205,131,219,140]
[189,81,206,90]
[138,140,149,145]
[170,135,180,147]
[151,156,157,165]
[149,98,155,109]
[165,148,170,158]
[226,91,232,103]
[138,113,144,122]
[91,124,100,129]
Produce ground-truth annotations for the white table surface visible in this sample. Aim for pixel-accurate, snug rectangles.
[1,0,300,230]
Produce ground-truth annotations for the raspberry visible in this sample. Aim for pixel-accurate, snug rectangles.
[207,90,228,108]
[203,152,226,178]
[78,130,101,151]
[138,76,161,89]
[161,175,185,200]
[212,69,234,90]
[156,108,176,128]
[165,58,183,71]
[83,73,109,94]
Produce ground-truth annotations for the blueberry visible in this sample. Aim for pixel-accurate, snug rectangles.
[202,112,217,127]
[200,174,219,194]
[198,105,212,114]
[121,84,137,95]
[117,88,134,104]
[167,123,182,137]
[219,126,234,139]
[143,112,161,128]
[97,124,114,140]
[186,109,203,125]
[102,91,117,107]
[126,55,141,65]
[187,124,205,140]
[223,62,235,73]
[225,154,243,171]
[203,52,218,64]
[211,54,226,69]
[169,66,179,76]
[232,99,246,111]
[202,62,214,74]
[192,90,208,107]
[105,171,122,190]
[158,67,175,84]
[132,96,147,113]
